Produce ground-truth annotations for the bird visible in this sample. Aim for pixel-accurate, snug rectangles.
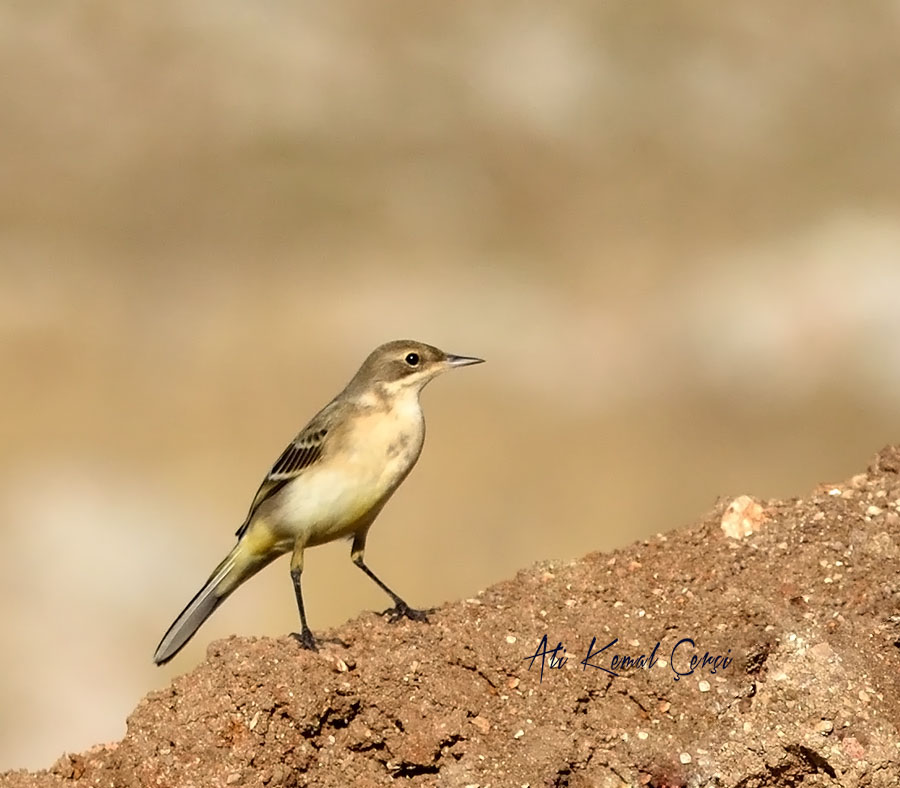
[153,340,484,664]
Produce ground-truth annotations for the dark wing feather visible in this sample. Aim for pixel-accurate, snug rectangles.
[234,411,333,538]
[269,439,324,478]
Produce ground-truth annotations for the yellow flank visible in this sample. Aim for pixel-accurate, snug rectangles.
[241,518,286,557]
[304,496,382,548]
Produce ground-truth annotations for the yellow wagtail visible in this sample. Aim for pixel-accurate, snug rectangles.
[153,340,483,664]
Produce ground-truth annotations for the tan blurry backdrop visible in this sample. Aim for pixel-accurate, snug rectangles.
[3,0,900,768]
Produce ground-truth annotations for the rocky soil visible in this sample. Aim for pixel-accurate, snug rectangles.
[4,448,900,787]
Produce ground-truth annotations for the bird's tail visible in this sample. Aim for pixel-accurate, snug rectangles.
[153,539,276,665]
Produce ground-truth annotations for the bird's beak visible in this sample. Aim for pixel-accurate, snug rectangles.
[445,354,485,368]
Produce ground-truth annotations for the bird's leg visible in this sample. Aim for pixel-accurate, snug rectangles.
[351,530,428,623]
[289,542,317,650]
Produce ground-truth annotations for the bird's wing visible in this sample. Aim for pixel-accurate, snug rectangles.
[235,404,337,537]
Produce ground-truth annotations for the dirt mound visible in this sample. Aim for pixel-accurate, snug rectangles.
[4,448,900,787]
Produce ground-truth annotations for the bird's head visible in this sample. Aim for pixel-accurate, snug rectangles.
[348,340,484,399]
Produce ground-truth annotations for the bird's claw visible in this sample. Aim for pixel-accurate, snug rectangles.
[384,603,429,623]
[291,629,319,651]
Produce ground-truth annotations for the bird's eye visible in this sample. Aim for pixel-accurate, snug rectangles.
[405,352,420,367]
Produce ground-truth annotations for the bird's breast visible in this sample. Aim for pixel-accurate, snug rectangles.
[274,396,425,542]
[349,397,425,492]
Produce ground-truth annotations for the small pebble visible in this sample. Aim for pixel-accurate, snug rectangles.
[698,680,710,692]
[679,752,692,764]
[720,495,765,539]
[471,716,490,734]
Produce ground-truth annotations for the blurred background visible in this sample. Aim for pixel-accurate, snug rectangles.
[3,0,900,769]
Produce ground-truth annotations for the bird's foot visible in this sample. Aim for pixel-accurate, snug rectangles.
[290,628,318,651]
[384,602,429,624]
